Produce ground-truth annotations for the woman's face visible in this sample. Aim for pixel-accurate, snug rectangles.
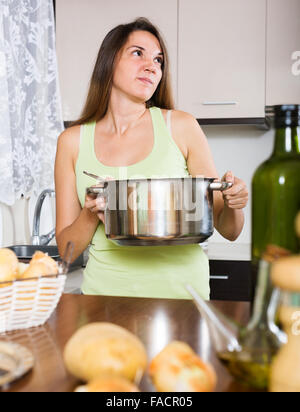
[112,30,163,103]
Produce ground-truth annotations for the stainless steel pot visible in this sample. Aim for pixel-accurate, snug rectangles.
[86,177,231,246]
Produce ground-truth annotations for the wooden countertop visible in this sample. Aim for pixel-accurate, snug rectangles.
[1,294,256,392]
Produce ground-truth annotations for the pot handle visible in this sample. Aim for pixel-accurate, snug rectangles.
[86,186,108,212]
[209,182,233,191]
[86,185,107,196]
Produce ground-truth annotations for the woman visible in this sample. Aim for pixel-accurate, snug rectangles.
[55,18,248,299]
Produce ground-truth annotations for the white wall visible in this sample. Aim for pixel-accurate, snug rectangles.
[203,124,274,245]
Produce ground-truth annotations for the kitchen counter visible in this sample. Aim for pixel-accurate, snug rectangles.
[207,242,251,261]
[1,294,260,392]
[64,267,83,294]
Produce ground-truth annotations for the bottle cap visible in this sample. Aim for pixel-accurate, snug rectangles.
[274,105,300,128]
[262,244,291,262]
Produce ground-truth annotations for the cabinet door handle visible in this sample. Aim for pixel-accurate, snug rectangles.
[202,101,238,106]
[210,275,229,280]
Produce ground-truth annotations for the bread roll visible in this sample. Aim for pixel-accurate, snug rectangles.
[31,251,47,263]
[22,252,58,279]
[18,262,29,276]
[30,251,58,274]
[0,248,19,283]
[75,376,140,392]
[271,255,300,292]
[64,323,147,382]
[149,341,216,392]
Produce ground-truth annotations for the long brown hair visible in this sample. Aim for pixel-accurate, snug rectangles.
[72,18,174,126]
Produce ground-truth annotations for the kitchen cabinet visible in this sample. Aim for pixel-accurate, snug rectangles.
[209,260,253,302]
[178,0,266,119]
[266,0,300,105]
[56,0,299,123]
[56,0,178,121]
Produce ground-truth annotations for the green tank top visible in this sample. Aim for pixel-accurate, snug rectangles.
[75,107,210,299]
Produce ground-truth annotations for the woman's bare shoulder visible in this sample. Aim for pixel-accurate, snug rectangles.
[161,109,200,134]
[159,109,201,159]
[171,109,199,129]
[162,109,206,148]
[56,125,81,167]
[57,125,81,153]
[57,125,81,144]
[161,108,194,121]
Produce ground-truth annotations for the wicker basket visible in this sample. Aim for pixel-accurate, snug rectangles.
[0,274,67,334]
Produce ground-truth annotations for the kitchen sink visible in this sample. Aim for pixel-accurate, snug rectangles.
[7,245,84,271]
[8,245,59,260]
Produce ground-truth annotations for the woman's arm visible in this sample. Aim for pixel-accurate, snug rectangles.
[171,110,248,241]
[55,126,100,262]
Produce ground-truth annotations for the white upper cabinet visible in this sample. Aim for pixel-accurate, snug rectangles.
[177,0,266,119]
[56,0,298,122]
[266,0,300,106]
[56,0,178,121]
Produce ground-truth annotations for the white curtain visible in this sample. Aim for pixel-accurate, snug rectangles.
[0,0,64,206]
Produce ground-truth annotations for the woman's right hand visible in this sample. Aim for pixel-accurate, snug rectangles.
[84,193,106,224]
[84,178,114,224]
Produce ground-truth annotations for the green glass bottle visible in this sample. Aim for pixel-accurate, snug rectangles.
[252,105,300,267]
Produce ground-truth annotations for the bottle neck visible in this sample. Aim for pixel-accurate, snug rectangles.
[246,260,272,330]
[271,126,300,158]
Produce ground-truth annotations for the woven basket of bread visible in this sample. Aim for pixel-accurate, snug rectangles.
[0,248,67,334]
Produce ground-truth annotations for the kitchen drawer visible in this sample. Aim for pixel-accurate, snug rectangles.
[209,260,252,302]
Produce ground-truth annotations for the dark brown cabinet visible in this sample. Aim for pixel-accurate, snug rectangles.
[209,260,252,302]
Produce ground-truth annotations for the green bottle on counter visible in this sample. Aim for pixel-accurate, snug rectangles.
[252,105,300,266]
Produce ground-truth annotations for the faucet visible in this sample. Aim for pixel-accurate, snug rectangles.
[31,189,56,246]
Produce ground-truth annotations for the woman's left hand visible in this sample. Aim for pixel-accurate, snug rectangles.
[221,171,248,210]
